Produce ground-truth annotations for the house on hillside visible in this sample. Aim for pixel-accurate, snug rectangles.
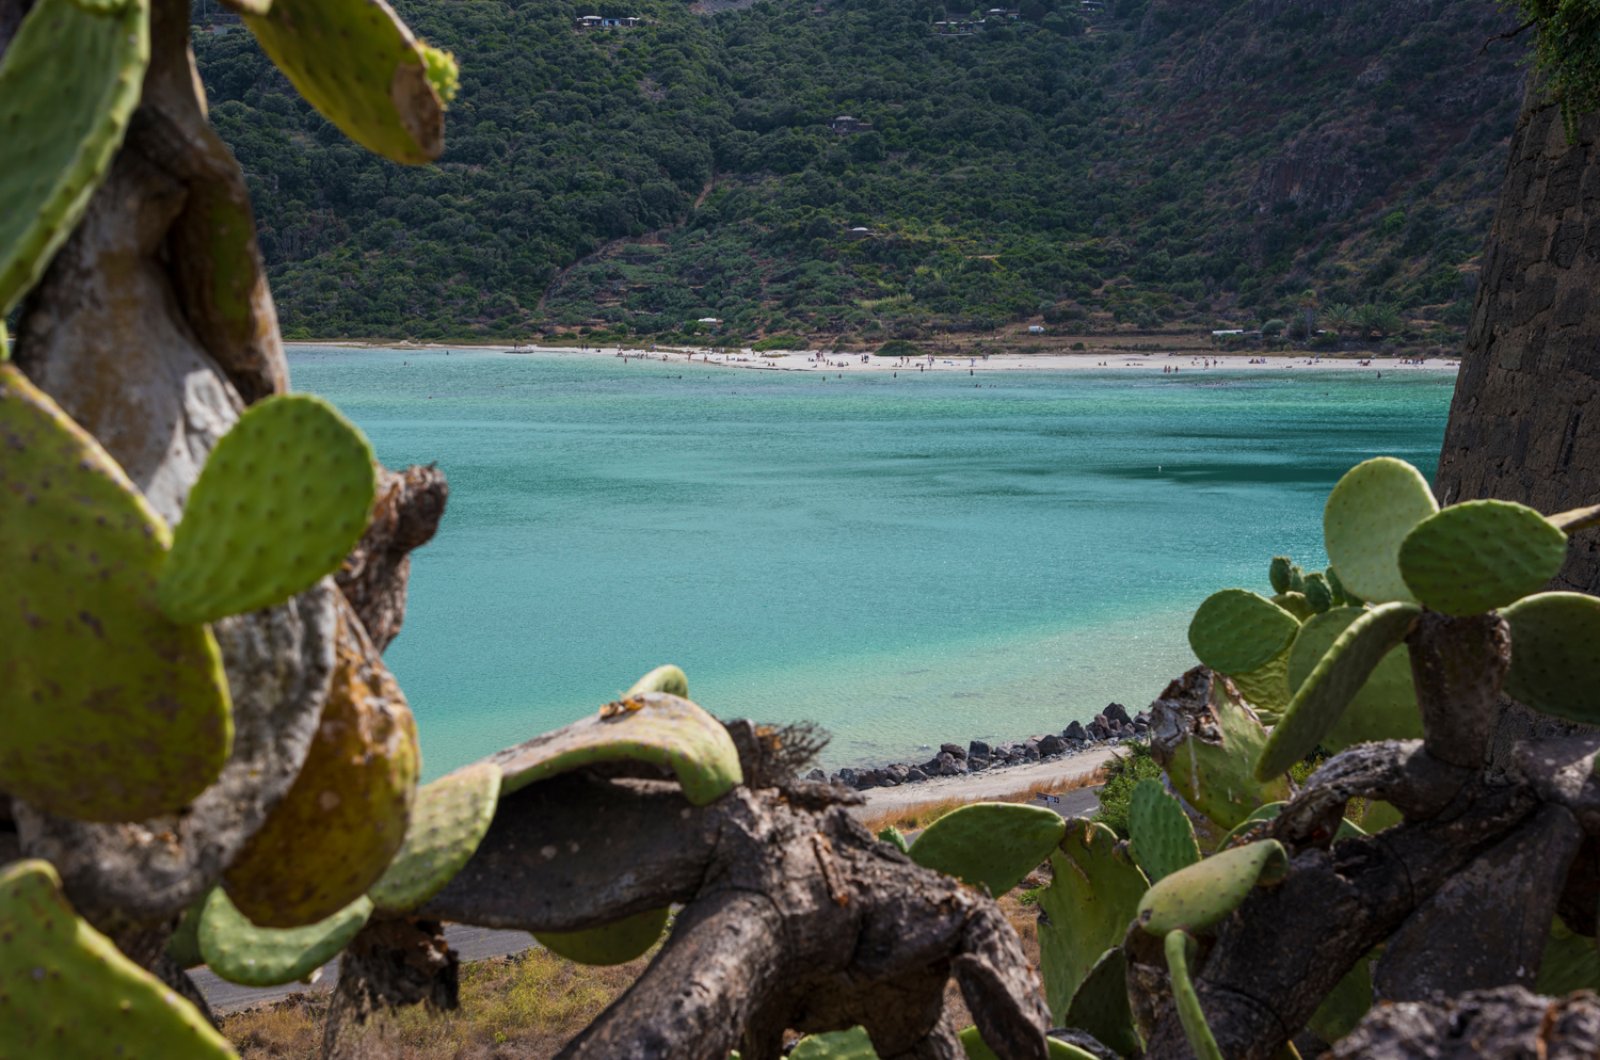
[574,14,644,29]
[843,226,874,241]
[1079,0,1106,12]
[986,8,1021,19]
[830,115,874,134]
[933,18,984,34]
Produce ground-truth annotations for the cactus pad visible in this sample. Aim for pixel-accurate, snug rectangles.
[1256,602,1421,780]
[1269,591,1314,620]
[907,802,1065,896]
[1188,589,1301,674]
[1287,606,1422,751]
[1062,947,1140,1057]
[1037,819,1148,1020]
[167,897,207,970]
[1503,592,1600,723]
[157,394,376,625]
[536,906,669,966]
[1163,680,1290,830]
[1303,571,1334,612]
[0,0,149,313]
[0,364,232,821]
[199,888,372,987]
[877,825,911,855]
[625,663,689,698]
[1268,556,1295,595]
[791,1027,879,1059]
[1227,646,1292,719]
[1323,457,1437,604]
[1127,779,1201,883]
[371,763,499,913]
[958,1026,1100,1060]
[1309,953,1375,1043]
[225,609,418,927]
[243,0,446,164]
[486,692,742,805]
[1398,500,1568,616]
[0,861,234,1058]
[1164,930,1223,1060]
[1137,840,1287,937]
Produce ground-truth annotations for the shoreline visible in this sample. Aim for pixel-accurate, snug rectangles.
[289,340,1461,375]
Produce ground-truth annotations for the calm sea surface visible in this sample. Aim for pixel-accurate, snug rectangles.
[288,347,1455,776]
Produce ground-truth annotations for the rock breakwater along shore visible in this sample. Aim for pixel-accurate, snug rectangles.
[813,703,1148,791]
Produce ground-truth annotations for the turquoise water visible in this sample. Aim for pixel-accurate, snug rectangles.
[288,348,1456,775]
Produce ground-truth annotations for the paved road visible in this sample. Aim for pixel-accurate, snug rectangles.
[198,785,1102,1014]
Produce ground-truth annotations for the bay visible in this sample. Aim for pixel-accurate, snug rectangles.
[288,347,1455,775]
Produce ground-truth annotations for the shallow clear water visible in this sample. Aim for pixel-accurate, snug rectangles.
[289,348,1455,775]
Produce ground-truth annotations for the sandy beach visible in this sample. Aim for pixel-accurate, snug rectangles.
[296,340,1461,375]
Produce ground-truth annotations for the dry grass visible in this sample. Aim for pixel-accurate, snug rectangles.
[858,767,1108,836]
[225,947,646,1059]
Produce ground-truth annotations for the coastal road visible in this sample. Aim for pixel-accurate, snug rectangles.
[197,763,1107,1013]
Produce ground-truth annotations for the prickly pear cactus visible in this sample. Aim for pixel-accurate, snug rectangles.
[224,606,419,927]
[626,663,690,698]
[1268,555,1295,595]
[1256,602,1421,779]
[1136,840,1287,937]
[242,0,454,164]
[1287,606,1422,752]
[370,762,501,913]
[1162,679,1290,830]
[1187,589,1300,674]
[1127,779,1201,883]
[877,825,911,854]
[1163,929,1223,1060]
[0,861,235,1058]
[1322,457,1437,604]
[487,691,742,806]
[1062,947,1140,1056]
[1302,571,1334,613]
[1398,499,1569,616]
[1502,592,1600,722]
[790,1027,880,1059]
[1037,819,1148,1019]
[198,888,373,988]
[0,0,149,316]
[156,394,377,625]
[907,802,1065,896]
[1269,590,1314,621]
[535,906,670,966]
[1227,646,1293,719]
[0,364,232,821]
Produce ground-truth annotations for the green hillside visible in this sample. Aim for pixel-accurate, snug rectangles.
[194,0,1528,343]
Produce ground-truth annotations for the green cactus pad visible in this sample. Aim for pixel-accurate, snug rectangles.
[1127,780,1201,883]
[486,692,742,805]
[157,394,376,625]
[1503,592,1600,722]
[1535,919,1600,995]
[1037,820,1148,1020]
[166,896,208,970]
[958,1026,1099,1060]
[1062,947,1140,1057]
[1398,500,1568,616]
[242,0,445,164]
[625,664,689,698]
[1287,606,1422,751]
[536,906,669,966]
[1323,457,1438,604]
[1269,591,1314,621]
[1137,840,1287,937]
[198,888,372,987]
[1325,567,1354,606]
[1309,952,1374,1043]
[1303,572,1334,612]
[1268,556,1295,595]
[791,1027,879,1059]
[0,0,149,313]
[1187,589,1300,674]
[371,762,501,913]
[0,861,235,1058]
[1257,601,1421,779]
[907,802,1065,896]
[1164,930,1223,1060]
[1164,681,1290,830]
[0,364,232,821]
[1216,801,1285,851]
[1227,645,1292,719]
[877,826,911,855]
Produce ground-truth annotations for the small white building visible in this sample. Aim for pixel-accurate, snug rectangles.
[1027,325,1046,334]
